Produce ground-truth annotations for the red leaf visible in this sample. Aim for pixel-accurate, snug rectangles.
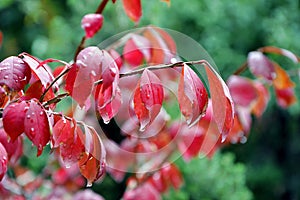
[123,35,151,67]
[81,14,104,39]
[122,0,142,23]
[161,163,183,190]
[0,86,7,107]
[52,118,85,167]
[0,56,31,91]
[3,101,28,141]
[24,99,50,156]
[72,47,104,107]
[133,69,164,131]
[227,75,258,107]
[24,81,55,103]
[0,129,23,165]
[205,63,234,141]
[95,84,122,124]
[0,31,3,48]
[78,126,106,185]
[275,87,296,108]
[65,64,78,95]
[0,143,8,181]
[247,51,276,81]
[19,53,57,90]
[178,64,208,126]
[143,26,176,64]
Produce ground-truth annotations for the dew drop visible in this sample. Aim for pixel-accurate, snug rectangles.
[39,111,44,116]
[91,70,96,76]
[86,182,93,187]
[24,107,29,112]
[30,127,35,132]
[65,164,71,169]
[15,80,19,83]
[31,112,35,116]
[4,75,8,79]
[103,119,110,124]
[26,115,31,119]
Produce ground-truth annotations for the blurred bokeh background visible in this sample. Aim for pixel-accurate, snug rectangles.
[1,0,300,199]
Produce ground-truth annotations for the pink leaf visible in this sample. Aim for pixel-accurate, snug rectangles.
[247,51,276,81]
[133,69,164,131]
[178,64,208,126]
[72,47,104,107]
[0,143,8,181]
[122,0,142,23]
[0,56,31,91]
[74,189,105,200]
[109,49,123,70]
[24,99,50,156]
[3,101,28,141]
[227,75,258,107]
[19,53,57,90]
[205,63,234,141]
[81,14,104,39]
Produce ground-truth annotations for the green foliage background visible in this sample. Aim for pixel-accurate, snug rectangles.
[1,0,300,199]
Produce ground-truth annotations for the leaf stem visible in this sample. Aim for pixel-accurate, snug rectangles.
[233,61,248,75]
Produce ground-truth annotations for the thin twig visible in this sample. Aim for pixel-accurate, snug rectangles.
[233,61,248,75]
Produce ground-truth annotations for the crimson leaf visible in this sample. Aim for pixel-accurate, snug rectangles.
[0,56,31,91]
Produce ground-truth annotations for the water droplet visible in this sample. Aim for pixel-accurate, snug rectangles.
[31,112,35,115]
[4,75,8,79]
[39,111,44,116]
[65,164,71,169]
[86,182,93,187]
[24,106,29,111]
[30,127,35,132]
[91,70,96,76]
[221,134,226,143]
[26,115,31,119]
[103,119,110,124]
[15,80,19,83]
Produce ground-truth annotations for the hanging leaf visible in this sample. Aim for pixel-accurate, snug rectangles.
[204,63,234,141]
[24,99,50,156]
[123,34,151,67]
[178,64,208,126]
[81,14,104,39]
[0,56,31,91]
[133,69,164,131]
[78,126,106,186]
[95,84,122,124]
[258,46,300,63]
[247,51,276,81]
[3,101,29,141]
[0,143,8,181]
[0,86,7,107]
[227,75,258,107]
[19,53,57,90]
[52,118,85,167]
[72,47,103,107]
[24,80,55,103]
[122,0,142,23]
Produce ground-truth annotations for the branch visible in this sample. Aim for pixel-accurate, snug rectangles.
[73,0,110,61]
[94,59,213,85]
